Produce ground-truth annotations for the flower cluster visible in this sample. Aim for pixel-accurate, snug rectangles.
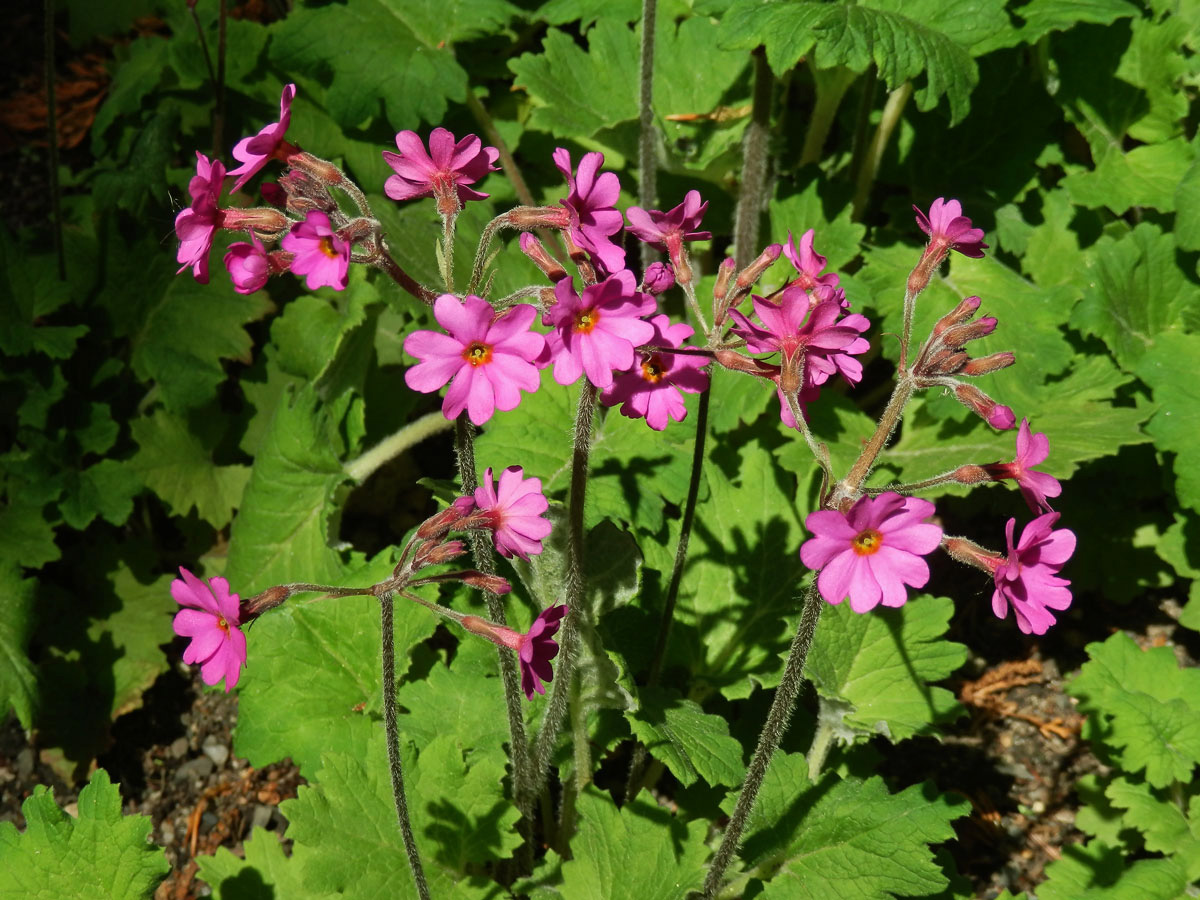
[791,201,1074,633]
[172,467,564,700]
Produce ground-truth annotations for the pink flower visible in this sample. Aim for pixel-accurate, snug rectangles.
[223,233,270,294]
[781,229,840,294]
[171,567,247,692]
[553,148,626,273]
[982,418,1062,514]
[382,128,499,216]
[280,209,350,291]
[729,295,870,427]
[404,294,545,426]
[544,270,657,389]
[471,466,553,560]
[600,314,709,430]
[991,513,1075,634]
[914,197,987,259]
[175,152,226,283]
[461,604,568,699]
[800,493,943,613]
[625,190,710,277]
[228,84,296,193]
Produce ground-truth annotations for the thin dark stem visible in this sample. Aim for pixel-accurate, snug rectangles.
[454,415,534,867]
[625,388,709,801]
[44,0,64,280]
[379,591,430,900]
[213,0,227,158]
[188,6,217,90]
[700,583,824,899]
[374,246,438,304]
[638,0,658,272]
[733,48,773,268]
[529,383,597,837]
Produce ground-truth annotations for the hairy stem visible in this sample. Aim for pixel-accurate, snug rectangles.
[441,212,457,294]
[638,0,659,272]
[214,0,227,159]
[834,375,914,504]
[453,415,534,862]
[733,48,773,268]
[375,245,438,304]
[528,384,597,821]
[344,411,454,484]
[701,584,824,899]
[379,591,430,900]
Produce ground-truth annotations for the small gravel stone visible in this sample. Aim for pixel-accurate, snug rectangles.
[174,756,214,781]
[15,748,33,779]
[201,736,229,769]
[250,804,274,830]
[200,811,218,830]
[169,737,189,759]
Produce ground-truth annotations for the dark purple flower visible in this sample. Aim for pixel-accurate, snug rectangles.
[553,148,626,273]
[641,262,675,295]
[781,229,840,294]
[471,466,554,560]
[223,233,270,295]
[626,190,710,279]
[462,604,568,699]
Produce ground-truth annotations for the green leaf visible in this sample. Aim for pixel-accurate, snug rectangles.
[1136,332,1200,512]
[673,441,806,699]
[0,500,60,569]
[282,729,519,896]
[1071,223,1200,371]
[225,385,349,592]
[197,827,337,899]
[994,0,1138,49]
[90,36,171,151]
[95,564,177,719]
[129,411,250,528]
[0,769,169,898]
[0,562,37,729]
[386,0,522,46]
[768,182,865,272]
[508,19,639,137]
[556,787,707,899]
[234,564,438,777]
[269,0,467,130]
[626,688,746,788]
[1106,778,1200,879]
[59,459,144,531]
[720,1,979,123]
[730,753,967,900]
[807,595,967,742]
[1177,151,1200,251]
[1037,840,1188,900]
[1069,632,1200,787]
[1063,137,1194,214]
[1117,13,1192,144]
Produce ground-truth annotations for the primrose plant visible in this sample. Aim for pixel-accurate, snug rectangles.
[171,83,1075,898]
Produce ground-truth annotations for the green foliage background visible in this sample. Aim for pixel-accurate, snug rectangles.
[2,0,1199,897]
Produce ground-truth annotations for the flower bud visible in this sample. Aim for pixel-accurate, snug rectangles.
[734,243,783,293]
[241,585,290,621]
[641,261,675,295]
[942,536,1002,575]
[953,383,1016,430]
[413,539,468,568]
[220,207,292,237]
[460,571,513,595]
[519,233,568,282]
[962,352,1016,376]
[504,205,571,231]
[416,503,472,540]
[930,295,981,338]
[938,316,997,349]
[713,257,736,302]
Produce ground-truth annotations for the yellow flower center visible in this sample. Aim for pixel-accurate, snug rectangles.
[462,342,493,366]
[574,310,598,334]
[640,354,665,384]
[318,236,340,258]
[851,529,883,556]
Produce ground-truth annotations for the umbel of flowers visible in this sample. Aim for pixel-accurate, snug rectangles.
[172,84,1075,900]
